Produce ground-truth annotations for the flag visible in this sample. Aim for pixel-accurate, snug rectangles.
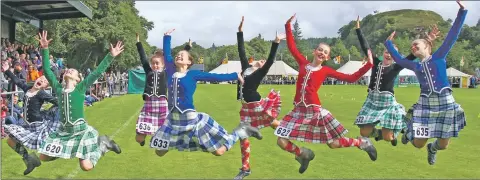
[222,53,228,64]
[460,56,464,67]
[248,56,254,64]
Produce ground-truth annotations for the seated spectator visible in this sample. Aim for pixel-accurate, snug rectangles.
[28,65,40,82]
[5,95,23,125]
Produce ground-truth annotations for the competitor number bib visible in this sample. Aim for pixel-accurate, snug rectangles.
[44,142,64,156]
[151,136,169,150]
[137,122,154,133]
[274,126,292,138]
[413,123,430,138]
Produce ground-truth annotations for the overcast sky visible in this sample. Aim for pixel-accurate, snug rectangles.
[135,1,480,49]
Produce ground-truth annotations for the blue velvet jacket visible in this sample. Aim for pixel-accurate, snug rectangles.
[163,35,238,113]
[385,8,467,97]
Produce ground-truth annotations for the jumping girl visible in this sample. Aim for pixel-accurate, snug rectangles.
[36,31,122,171]
[234,16,283,179]
[384,0,467,165]
[354,16,439,146]
[134,33,192,146]
[150,29,262,157]
[1,62,59,175]
[276,14,377,174]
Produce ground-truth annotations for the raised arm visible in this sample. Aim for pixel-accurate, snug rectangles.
[435,6,468,59]
[184,38,192,51]
[193,71,239,82]
[237,16,250,71]
[257,32,284,76]
[163,29,176,77]
[36,31,61,91]
[136,33,152,73]
[3,69,29,92]
[285,14,309,66]
[79,41,123,90]
[384,39,417,70]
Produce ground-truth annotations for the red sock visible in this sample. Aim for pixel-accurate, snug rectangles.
[240,139,251,171]
[337,137,361,148]
[285,141,301,156]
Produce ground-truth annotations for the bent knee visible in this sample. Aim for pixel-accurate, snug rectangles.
[39,154,52,161]
[7,138,17,147]
[155,150,168,157]
[212,150,225,156]
[277,138,288,149]
[80,164,94,171]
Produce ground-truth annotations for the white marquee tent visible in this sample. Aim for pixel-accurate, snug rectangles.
[336,61,416,77]
[446,67,472,88]
[209,60,299,76]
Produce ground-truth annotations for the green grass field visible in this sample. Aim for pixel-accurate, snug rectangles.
[2,85,479,179]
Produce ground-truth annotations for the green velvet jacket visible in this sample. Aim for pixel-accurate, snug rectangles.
[41,48,114,125]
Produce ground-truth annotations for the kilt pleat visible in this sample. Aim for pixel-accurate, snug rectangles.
[240,90,281,129]
[151,110,236,152]
[408,90,466,138]
[4,106,61,149]
[279,105,348,144]
[136,96,168,135]
[38,121,102,166]
[355,91,407,136]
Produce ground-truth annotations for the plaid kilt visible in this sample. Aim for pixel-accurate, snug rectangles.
[38,121,102,166]
[151,110,236,152]
[407,90,466,138]
[280,105,348,144]
[4,106,61,150]
[355,91,407,136]
[240,90,281,129]
[136,96,168,135]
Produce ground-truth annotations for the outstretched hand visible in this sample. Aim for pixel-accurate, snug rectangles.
[110,41,125,57]
[427,24,441,41]
[456,0,465,9]
[386,31,396,42]
[239,16,244,32]
[356,15,360,29]
[237,73,244,84]
[275,31,286,43]
[367,49,374,64]
[35,30,52,49]
[164,29,175,36]
[286,13,296,24]
[136,33,140,42]
[1,61,9,72]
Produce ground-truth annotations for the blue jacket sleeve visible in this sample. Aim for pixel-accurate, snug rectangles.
[384,40,417,71]
[164,35,176,78]
[435,8,468,60]
[193,71,238,82]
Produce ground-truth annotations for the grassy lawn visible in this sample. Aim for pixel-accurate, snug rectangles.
[2,85,479,179]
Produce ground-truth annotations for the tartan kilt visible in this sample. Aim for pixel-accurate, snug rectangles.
[4,106,61,150]
[38,121,102,166]
[355,91,407,136]
[151,110,234,152]
[280,105,348,144]
[407,90,466,138]
[240,90,281,129]
[136,96,168,135]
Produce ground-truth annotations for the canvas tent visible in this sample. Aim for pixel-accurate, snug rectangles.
[336,61,417,86]
[209,60,298,76]
[446,67,471,88]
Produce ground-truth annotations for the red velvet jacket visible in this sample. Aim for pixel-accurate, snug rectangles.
[285,23,373,107]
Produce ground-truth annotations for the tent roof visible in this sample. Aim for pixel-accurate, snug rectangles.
[209,60,298,76]
[1,1,92,28]
[337,61,416,77]
[447,67,471,77]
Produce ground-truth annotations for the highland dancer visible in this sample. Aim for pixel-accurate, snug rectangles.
[384,0,467,165]
[354,16,439,146]
[150,29,262,157]
[276,14,377,174]
[36,31,121,171]
[235,16,283,179]
[134,33,191,146]
[1,62,59,175]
